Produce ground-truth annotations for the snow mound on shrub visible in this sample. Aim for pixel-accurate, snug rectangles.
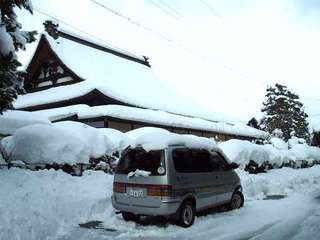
[0,110,50,135]
[127,127,216,151]
[54,121,115,158]
[270,137,288,150]
[1,121,115,165]
[98,128,131,151]
[219,139,320,167]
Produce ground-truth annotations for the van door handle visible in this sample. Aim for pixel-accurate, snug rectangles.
[215,176,219,179]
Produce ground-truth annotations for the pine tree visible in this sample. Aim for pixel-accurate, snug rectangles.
[247,117,260,129]
[260,83,310,141]
[0,0,37,113]
[312,132,320,147]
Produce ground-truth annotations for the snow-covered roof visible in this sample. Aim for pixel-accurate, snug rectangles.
[35,104,268,139]
[0,110,51,135]
[14,32,238,124]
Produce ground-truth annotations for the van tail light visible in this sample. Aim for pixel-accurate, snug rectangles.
[114,182,126,193]
[147,185,173,197]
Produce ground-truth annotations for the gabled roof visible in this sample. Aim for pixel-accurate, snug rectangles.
[15,32,235,122]
[14,30,268,139]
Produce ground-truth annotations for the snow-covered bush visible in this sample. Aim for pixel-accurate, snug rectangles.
[98,128,131,153]
[0,110,50,136]
[219,139,320,173]
[1,121,115,166]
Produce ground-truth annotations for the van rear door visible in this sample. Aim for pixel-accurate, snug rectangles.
[114,148,168,208]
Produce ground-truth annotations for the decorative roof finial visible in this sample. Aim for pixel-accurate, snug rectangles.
[143,56,151,67]
[43,20,59,39]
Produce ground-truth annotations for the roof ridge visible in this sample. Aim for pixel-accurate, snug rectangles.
[43,20,151,67]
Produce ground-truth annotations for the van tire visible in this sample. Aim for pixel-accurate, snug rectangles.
[229,191,244,210]
[177,201,195,228]
[121,212,139,222]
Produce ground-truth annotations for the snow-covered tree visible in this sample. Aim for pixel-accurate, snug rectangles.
[312,132,320,147]
[247,117,259,129]
[0,0,36,113]
[260,83,310,141]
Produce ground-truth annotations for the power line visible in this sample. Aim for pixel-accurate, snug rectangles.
[34,7,111,45]
[88,0,266,84]
[36,1,265,87]
[34,6,144,60]
[158,0,182,18]
[149,0,179,20]
[199,0,223,19]
[88,0,191,51]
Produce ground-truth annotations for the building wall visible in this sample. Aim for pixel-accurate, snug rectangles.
[81,116,256,142]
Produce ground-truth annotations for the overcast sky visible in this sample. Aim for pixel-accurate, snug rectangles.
[17,0,320,122]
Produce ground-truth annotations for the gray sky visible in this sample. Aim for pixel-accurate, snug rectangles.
[17,0,320,122]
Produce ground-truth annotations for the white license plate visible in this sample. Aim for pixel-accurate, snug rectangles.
[127,188,144,198]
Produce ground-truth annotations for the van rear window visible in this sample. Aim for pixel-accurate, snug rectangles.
[116,149,165,176]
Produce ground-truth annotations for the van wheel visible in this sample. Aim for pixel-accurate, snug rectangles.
[121,212,139,222]
[229,191,244,210]
[177,201,195,228]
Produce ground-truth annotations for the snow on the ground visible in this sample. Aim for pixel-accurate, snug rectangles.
[0,169,113,240]
[0,110,50,136]
[237,166,320,199]
[0,166,320,240]
[1,121,115,164]
[219,139,320,167]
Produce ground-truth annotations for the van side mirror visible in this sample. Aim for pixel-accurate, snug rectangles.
[228,162,239,170]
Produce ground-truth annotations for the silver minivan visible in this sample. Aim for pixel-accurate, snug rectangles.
[111,144,243,227]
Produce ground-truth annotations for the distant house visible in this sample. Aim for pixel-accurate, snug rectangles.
[14,22,267,141]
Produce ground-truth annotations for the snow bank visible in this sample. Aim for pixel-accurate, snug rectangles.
[0,110,50,135]
[237,166,320,199]
[1,121,115,164]
[219,139,320,167]
[1,166,320,240]
[0,168,113,240]
[126,127,216,152]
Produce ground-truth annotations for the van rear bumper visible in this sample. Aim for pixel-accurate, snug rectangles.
[111,195,181,216]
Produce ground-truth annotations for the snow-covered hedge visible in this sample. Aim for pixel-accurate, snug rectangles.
[219,139,320,173]
[1,121,116,165]
[1,121,320,174]
[0,110,50,136]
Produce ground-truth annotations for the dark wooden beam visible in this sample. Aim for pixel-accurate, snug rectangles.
[44,20,151,67]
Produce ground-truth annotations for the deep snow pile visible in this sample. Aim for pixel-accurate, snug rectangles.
[237,166,320,199]
[0,168,113,240]
[1,121,115,164]
[1,166,320,240]
[219,139,320,167]
[0,110,50,136]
